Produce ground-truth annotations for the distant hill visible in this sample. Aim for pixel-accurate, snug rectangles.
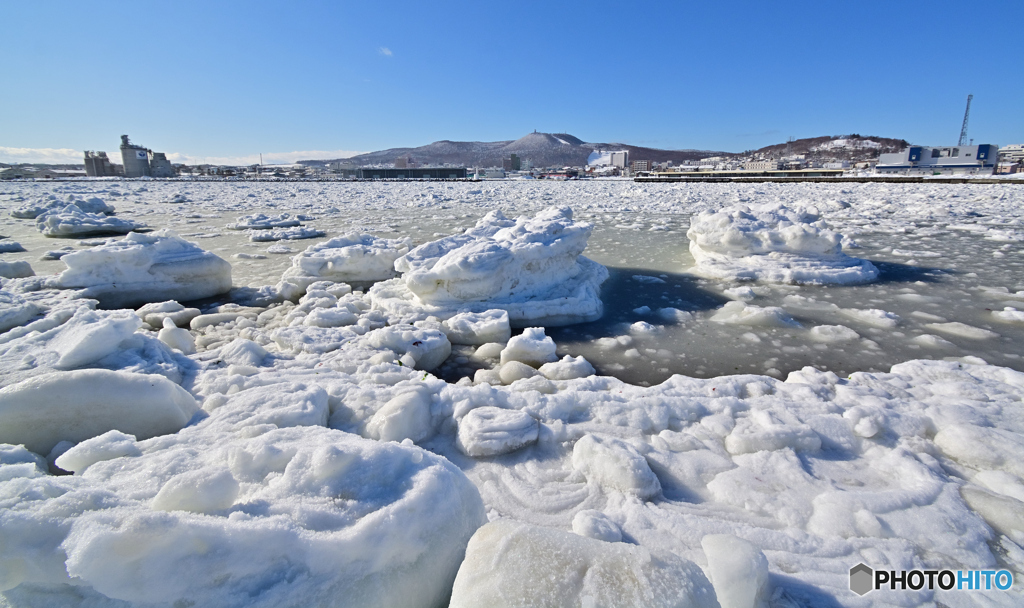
[745,135,909,161]
[300,132,728,168]
[299,132,910,168]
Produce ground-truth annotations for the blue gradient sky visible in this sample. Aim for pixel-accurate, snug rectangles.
[2,0,1021,164]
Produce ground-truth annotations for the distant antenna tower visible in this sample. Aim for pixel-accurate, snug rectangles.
[958,94,973,146]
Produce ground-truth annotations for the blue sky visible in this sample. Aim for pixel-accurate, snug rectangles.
[2,0,1021,164]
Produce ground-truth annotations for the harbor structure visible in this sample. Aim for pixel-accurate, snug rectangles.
[357,167,468,180]
[875,144,998,175]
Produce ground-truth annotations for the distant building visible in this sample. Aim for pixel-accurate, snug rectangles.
[0,167,33,180]
[329,161,359,177]
[34,168,87,179]
[120,135,151,177]
[358,167,468,180]
[631,160,651,172]
[823,161,851,169]
[999,144,1024,163]
[394,156,412,169]
[84,151,120,176]
[744,160,781,171]
[875,144,998,175]
[503,154,522,172]
[149,152,176,178]
[587,150,628,168]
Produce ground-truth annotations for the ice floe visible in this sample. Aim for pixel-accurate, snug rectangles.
[687,203,879,284]
[277,233,412,299]
[47,230,232,308]
[37,205,140,238]
[370,207,609,326]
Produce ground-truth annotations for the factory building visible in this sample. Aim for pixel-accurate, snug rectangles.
[357,167,468,180]
[120,135,152,177]
[83,151,121,177]
[149,152,176,178]
[875,144,998,175]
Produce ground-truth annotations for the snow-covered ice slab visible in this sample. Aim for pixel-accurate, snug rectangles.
[11,194,114,219]
[278,233,412,299]
[225,213,305,230]
[248,226,326,242]
[48,229,232,308]
[687,203,878,284]
[370,207,608,327]
[36,205,140,238]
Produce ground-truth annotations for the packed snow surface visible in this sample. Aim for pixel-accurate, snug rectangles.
[687,203,879,284]
[2,179,1024,607]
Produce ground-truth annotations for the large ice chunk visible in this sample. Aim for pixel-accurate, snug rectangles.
[701,534,770,608]
[456,406,539,457]
[370,207,609,326]
[442,309,512,345]
[49,229,232,308]
[11,194,114,219]
[0,369,199,455]
[572,434,662,499]
[278,233,412,299]
[449,520,719,608]
[687,203,878,284]
[499,327,557,367]
[36,205,140,238]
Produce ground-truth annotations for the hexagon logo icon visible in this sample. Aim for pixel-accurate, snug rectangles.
[850,563,873,596]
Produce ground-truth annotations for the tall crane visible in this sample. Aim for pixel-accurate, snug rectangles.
[958,94,973,147]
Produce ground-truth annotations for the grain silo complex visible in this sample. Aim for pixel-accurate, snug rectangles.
[118,134,176,177]
[120,135,151,177]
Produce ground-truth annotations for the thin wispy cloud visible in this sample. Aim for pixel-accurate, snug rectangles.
[378,47,393,57]
[0,147,86,164]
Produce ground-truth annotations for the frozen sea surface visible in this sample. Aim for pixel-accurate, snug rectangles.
[2,179,1024,607]
[2,180,1022,384]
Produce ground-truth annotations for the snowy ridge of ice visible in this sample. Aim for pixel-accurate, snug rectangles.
[687,203,879,284]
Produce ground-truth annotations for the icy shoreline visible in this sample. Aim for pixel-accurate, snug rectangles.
[2,180,1024,607]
